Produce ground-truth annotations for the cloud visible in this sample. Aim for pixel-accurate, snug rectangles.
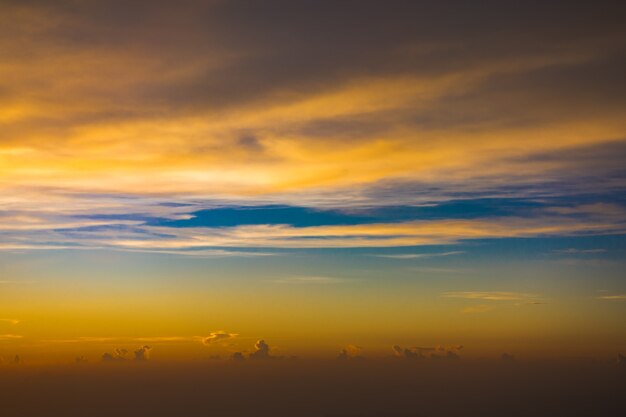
[0,319,20,325]
[134,345,152,361]
[102,348,128,361]
[393,345,463,360]
[249,339,271,360]
[0,334,23,340]
[271,276,347,284]
[101,346,151,361]
[597,294,626,300]
[442,291,543,302]
[231,352,245,361]
[0,0,624,255]
[133,336,190,343]
[45,337,122,344]
[392,345,422,360]
[249,339,281,360]
[337,345,364,360]
[501,353,516,362]
[373,251,464,259]
[202,331,238,345]
[554,248,607,254]
[97,213,626,250]
[429,346,463,360]
[1,191,624,253]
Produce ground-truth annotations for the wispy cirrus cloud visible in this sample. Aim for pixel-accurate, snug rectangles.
[0,334,23,340]
[597,294,626,300]
[1,205,624,252]
[202,331,238,346]
[442,291,543,302]
[271,276,348,285]
[554,248,607,254]
[372,251,464,259]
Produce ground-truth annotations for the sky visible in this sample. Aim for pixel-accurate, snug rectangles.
[1,0,626,366]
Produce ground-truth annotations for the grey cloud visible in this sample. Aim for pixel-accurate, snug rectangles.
[2,1,624,126]
[236,134,264,152]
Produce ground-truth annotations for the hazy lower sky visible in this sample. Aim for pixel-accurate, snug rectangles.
[1,0,625,365]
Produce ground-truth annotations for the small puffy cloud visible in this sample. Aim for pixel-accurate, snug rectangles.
[202,331,238,346]
[392,345,422,360]
[229,340,283,360]
[337,344,364,360]
[393,345,463,360]
[102,348,129,361]
[249,339,274,360]
[102,346,151,361]
[134,345,151,361]
[102,353,123,361]
[115,348,128,357]
[249,339,288,360]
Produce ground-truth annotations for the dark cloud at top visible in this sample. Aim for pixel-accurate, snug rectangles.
[2,0,625,119]
[124,1,626,115]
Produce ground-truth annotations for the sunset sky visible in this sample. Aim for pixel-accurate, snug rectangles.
[1,0,625,365]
